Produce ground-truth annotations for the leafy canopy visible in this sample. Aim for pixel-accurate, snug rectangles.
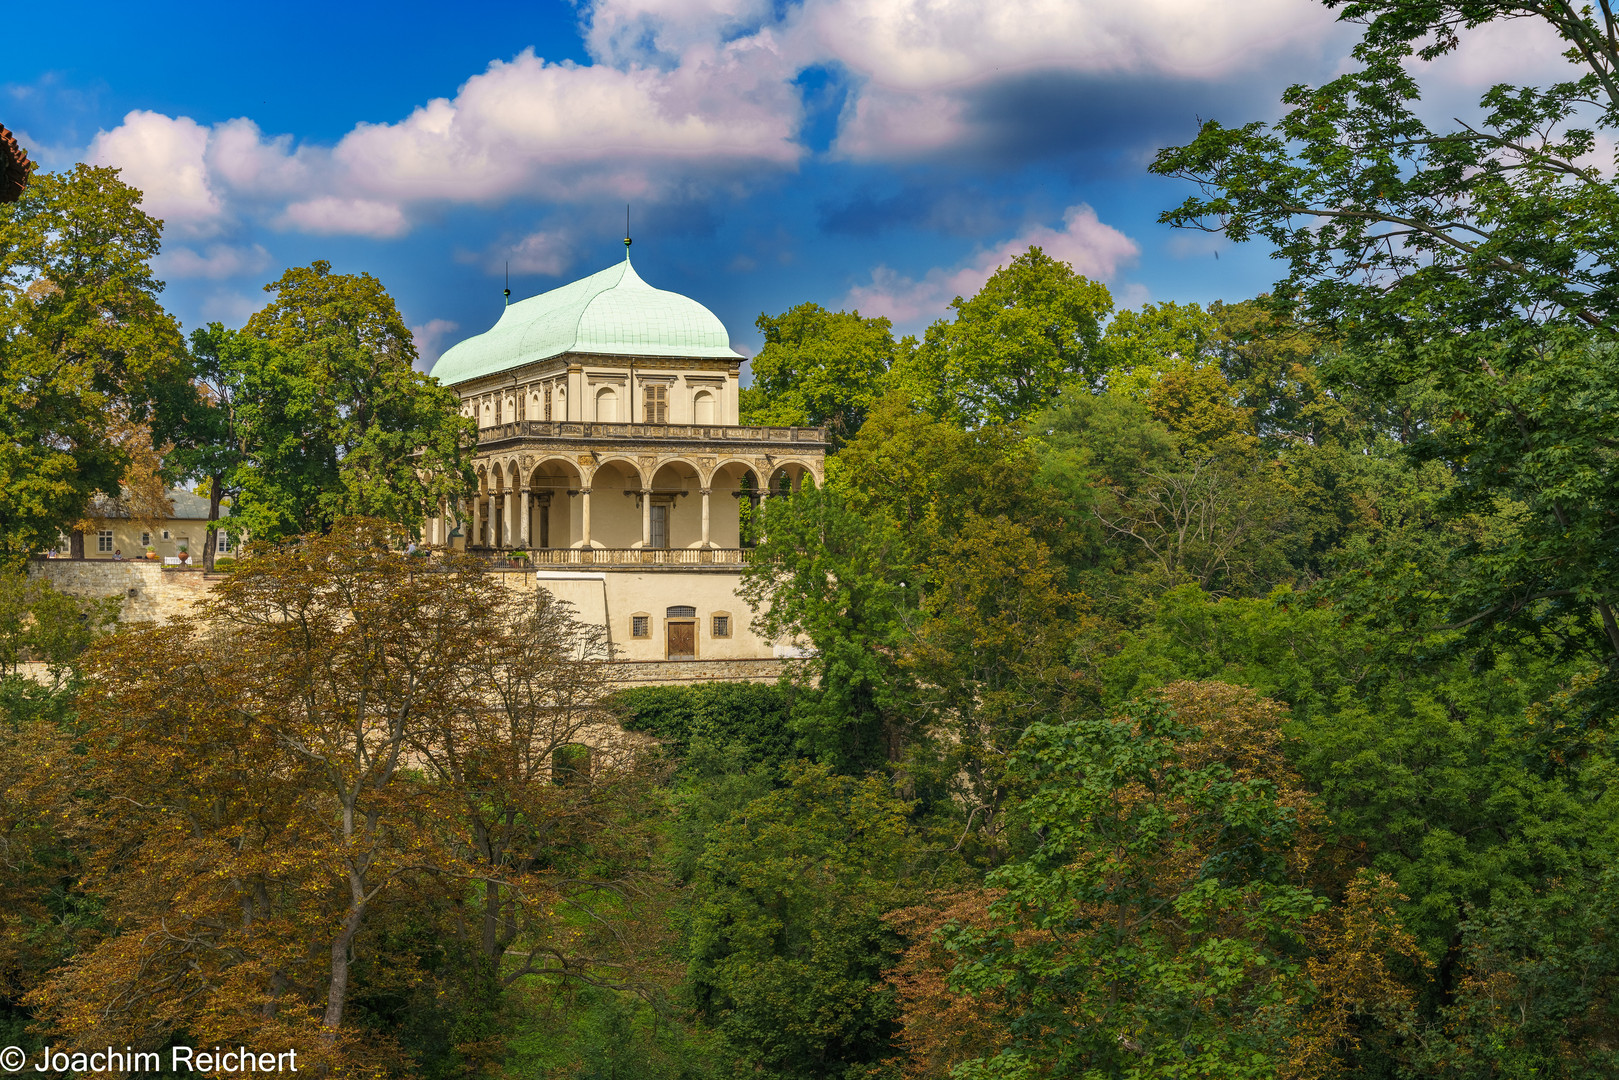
[0,166,185,566]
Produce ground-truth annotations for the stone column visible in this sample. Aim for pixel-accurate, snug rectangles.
[700,488,711,547]
[471,493,483,549]
[519,489,530,547]
[641,489,652,548]
[579,488,592,547]
[504,487,516,548]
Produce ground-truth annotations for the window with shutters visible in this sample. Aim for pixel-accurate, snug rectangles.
[545,384,553,420]
[644,383,668,423]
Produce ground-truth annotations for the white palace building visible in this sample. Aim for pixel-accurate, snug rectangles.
[423,248,826,670]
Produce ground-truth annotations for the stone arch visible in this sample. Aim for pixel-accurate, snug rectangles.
[593,455,647,489]
[528,456,584,549]
[649,459,702,549]
[768,458,818,494]
[652,455,705,486]
[710,458,764,550]
[588,458,643,549]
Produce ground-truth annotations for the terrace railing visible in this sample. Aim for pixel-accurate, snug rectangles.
[492,547,751,567]
[475,421,827,445]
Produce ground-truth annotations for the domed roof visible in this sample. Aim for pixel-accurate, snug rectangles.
[432,255,741,386]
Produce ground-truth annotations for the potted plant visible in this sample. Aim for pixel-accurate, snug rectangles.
[176,542,189,565]
[510,549,530,567]
[144,547,157,561]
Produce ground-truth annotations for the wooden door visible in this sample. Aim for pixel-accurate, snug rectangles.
[666,620,696,660]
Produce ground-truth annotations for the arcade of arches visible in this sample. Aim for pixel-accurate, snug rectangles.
[425,450,821,558]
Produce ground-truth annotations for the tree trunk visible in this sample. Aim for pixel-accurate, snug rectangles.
[70,529,85,560]
[322,906,367,1041]
[204,475,223,572]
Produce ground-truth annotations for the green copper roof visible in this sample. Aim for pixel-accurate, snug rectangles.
[431,255,741,386]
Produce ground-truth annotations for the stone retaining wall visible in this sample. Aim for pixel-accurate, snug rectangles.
[605,657,791,686]
[24,559,796,689]
[28,558,219,623]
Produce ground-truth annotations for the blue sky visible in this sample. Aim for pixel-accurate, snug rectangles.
[5,0,1567,373]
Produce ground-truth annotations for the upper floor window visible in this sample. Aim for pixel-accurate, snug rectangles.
[644,384,668,423]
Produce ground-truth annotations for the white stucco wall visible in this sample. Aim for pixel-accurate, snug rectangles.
[534,568,775,661]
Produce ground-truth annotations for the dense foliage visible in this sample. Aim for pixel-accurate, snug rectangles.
[4,3,1619,1075]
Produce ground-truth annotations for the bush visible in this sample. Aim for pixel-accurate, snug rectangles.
[612,682,798,771]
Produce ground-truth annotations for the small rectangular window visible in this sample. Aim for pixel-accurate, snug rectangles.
[217,532,231,553]
[712,615,731,638]
[97,531,114,553]
[632,615,650,638]
[644,384,668,424]
[140,532,151,547]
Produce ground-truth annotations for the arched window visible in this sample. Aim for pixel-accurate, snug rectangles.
[693,389,715,425]
[595,386,618,422]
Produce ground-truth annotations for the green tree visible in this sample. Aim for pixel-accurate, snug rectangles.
[893,247,1113,426]
[939,683,1358,1079]
[1152,1,1619,713]
[221,262,476,545]
[1031,386,1298,608]
[1097,299,1221,398]
[740,485,917,769]
[688,763,918,1080]
[741,304,897,442]
[0,165,185,566]
[153,323,253,570]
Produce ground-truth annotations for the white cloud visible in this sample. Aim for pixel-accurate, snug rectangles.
[87,110,224,235]
[1417,16,1577,90]
[206,117,311,196]
[412,318,462,372]
[507,229,576,276]
[278,197,409,238]
[812,0,1344,159]
[160,242,273,280]
[330,46,799,206]
[584,0,779,66]
[799,0,1337,89]
[78,0,1348,237]
[845,204,1139,324]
